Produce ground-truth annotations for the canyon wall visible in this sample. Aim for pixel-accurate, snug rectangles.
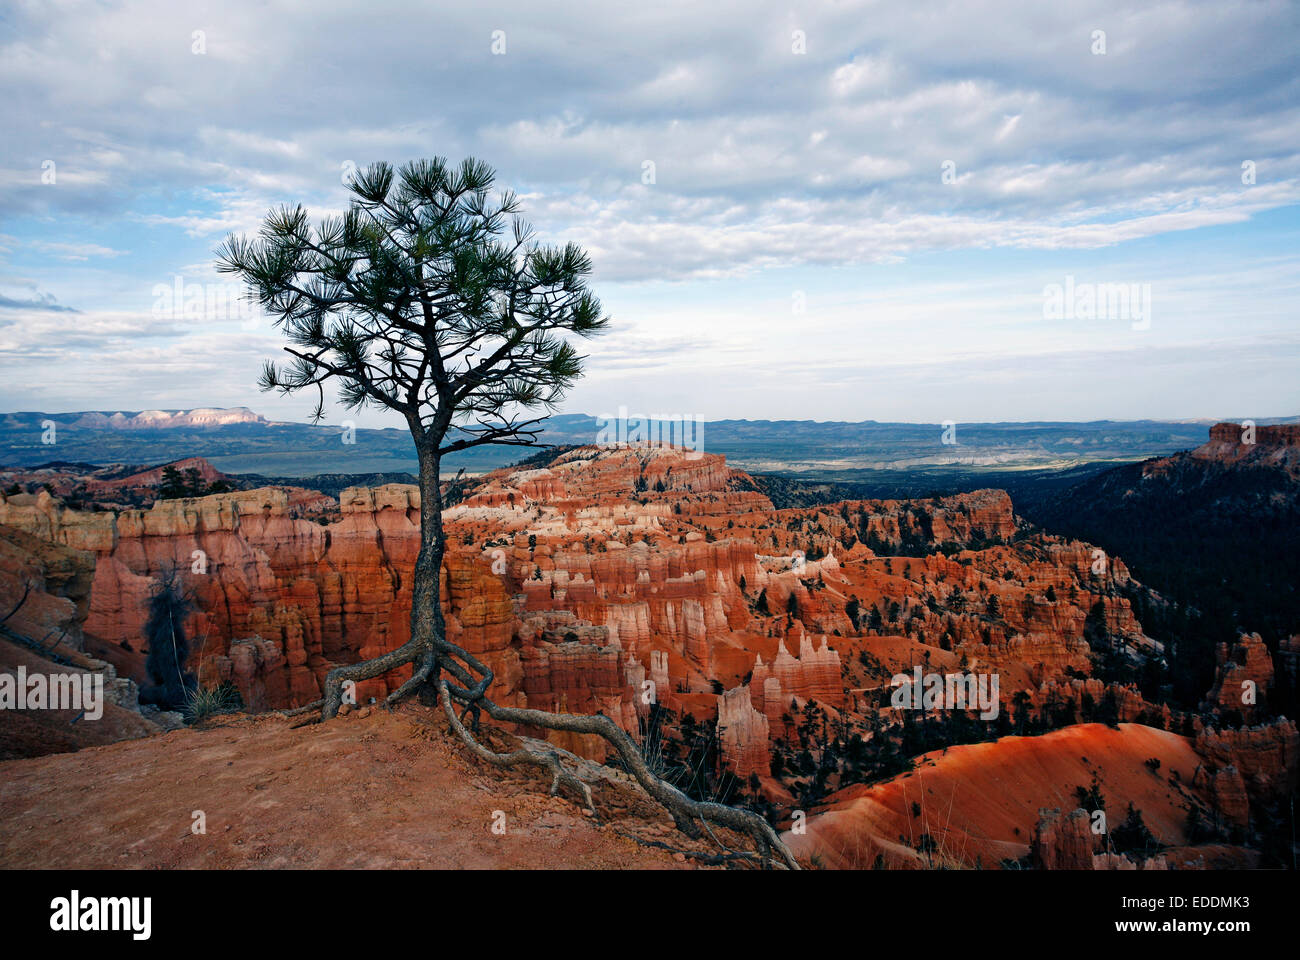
[0,443,1198,778]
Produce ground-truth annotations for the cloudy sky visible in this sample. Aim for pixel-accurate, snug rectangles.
[1,0,1297,427]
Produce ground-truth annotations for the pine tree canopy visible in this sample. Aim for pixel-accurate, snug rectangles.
[216,157,610,454]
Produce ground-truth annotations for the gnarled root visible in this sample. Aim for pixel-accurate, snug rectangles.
[470,695,797,869]
[320,637,424,719]
[277,699,324,718]
[438,678,595,815]
[613,828,767,866]
[312,634,800,869]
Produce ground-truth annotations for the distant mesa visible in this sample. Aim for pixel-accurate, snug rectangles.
[1173,421,1300,478]
[70,407,269,430]
[1206,421,1300,446]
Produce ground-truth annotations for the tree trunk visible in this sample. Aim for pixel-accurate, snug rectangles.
[411,440,448,700]
[318,440,446,719]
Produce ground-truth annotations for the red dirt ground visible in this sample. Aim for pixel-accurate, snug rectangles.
[0,706,703,869]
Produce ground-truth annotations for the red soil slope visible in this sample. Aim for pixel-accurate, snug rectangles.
[784,723,1208,869]
[0,639,157,760]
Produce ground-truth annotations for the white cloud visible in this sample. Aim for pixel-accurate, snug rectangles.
[0,0,1296,420]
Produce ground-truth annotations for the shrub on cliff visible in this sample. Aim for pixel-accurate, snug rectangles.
[139,570,197,710]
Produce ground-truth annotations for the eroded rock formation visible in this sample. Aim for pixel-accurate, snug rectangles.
[0,443,1253,800]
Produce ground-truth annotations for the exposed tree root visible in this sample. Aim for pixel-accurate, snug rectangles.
[319,636,426,719]
[612,828,766,867]
[470,695,797,869]
[438,678,596,815]
[280,647,431,720]
[383,655,434,706]
[306,630,799,869]
[277,699,324,718]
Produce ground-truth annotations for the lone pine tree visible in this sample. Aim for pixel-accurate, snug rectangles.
[217,157,796,867]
